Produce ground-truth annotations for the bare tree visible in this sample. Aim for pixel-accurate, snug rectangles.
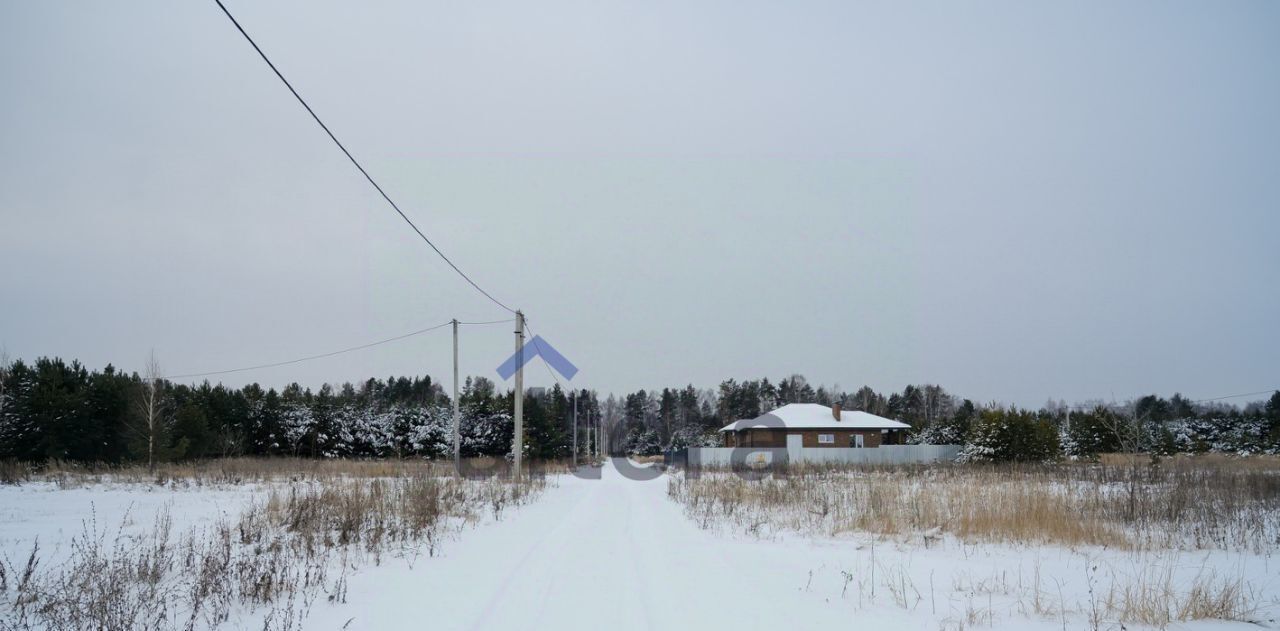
[1095,402,1154,521]
[921,384,955,428]
[131,351,166,472]
[601,394,624,456]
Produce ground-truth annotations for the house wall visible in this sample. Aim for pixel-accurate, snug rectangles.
[727,429,890,448]
[795,430,882,448]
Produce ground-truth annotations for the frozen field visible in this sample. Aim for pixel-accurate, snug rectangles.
[2,462,1277,630]
[0,480,266,567]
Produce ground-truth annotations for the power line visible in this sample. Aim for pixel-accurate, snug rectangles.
[166,318,509,380]
[1193,389,1277,404]
[458,318,517,326]
[211,0,516,314]
[523,319,574,395]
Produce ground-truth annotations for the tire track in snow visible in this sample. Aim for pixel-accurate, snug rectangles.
[466,473,600,630]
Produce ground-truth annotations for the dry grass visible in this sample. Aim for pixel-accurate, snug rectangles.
[1103,564,1256,628]
[0,460,30,486]
[0,456,573,488]
[670,456,1280,551]
[0,463,549,630]
[1101,452,1280,471]
[671,460,1277,631]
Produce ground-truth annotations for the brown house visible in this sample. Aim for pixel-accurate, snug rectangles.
[720,403,911,448]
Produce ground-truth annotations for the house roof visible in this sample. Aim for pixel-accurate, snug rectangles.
[718,403,912,432]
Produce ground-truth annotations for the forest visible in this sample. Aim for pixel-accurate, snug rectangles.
[1,356,1277,465]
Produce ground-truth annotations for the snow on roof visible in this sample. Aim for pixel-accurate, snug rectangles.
[718,403,912,432]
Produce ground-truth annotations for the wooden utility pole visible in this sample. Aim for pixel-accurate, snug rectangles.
[512,311,525,480]
[452,318,460,469]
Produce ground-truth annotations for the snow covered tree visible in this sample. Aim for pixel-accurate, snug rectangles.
[958,407,1059,463]
[407,405,450,457]
[0,359,38,460]
[0,349,7,433]
[915,399,974,445]
[1266,391,1280,451]
[1062,406,1123,458]
[279,388,315,456]
[624,427,661,456]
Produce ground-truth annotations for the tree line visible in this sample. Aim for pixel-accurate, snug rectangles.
[605,376,1280,462]
[1,355,1277,465]
[0,356,594,465]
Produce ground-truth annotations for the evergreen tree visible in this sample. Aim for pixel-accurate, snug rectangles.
[170,401,211,459]
[0,360,39,460]
[85,364,133,462]
[1062,406,1123,458]
[1266,391,1280,450]
[959,407,1060,463]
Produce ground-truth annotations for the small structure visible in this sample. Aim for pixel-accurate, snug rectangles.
[720,403,911,448]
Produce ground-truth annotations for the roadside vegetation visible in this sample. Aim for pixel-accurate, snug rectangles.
[0,459,548,631]
[669,455,1280,628]
[670,455,1280,550]
[0,455,571,487]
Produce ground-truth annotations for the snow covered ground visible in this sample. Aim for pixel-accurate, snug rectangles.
[2,463,1276,630]
[313,462,1279,631]
[0,479,267,567]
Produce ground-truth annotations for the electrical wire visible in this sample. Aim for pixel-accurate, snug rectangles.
[212,0,516,314]
[523,318,576,396]
[167,320,462,380]
[1192,390,1277,404]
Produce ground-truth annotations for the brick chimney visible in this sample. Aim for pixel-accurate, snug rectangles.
[832,402,842,421]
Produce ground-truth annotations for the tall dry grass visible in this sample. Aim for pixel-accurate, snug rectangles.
[670,457,1277,629]
[0,465,548,630]
[0,456,573,488]
[669,456,1280,551]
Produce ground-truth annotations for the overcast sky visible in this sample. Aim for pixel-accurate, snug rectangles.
[2,0,1277,407]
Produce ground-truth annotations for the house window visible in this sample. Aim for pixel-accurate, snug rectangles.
[853,434,865,448]
[818,434,834,444]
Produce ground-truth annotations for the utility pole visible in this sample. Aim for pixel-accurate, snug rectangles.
[512,310,525,481]
[572,390,578,468]
[452,318,460,470]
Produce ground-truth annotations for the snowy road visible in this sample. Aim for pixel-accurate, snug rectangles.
[320,461,861,630]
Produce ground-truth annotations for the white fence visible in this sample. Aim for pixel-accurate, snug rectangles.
[684,444,961,468]
[687,447,787,468]
[797,444,961,465]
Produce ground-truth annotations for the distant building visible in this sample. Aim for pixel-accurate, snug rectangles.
[720,403,910,448]
[526,386,547,399]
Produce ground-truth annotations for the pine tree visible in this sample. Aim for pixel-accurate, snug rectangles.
[0,359,39,460]
[1266,391,1280,451]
